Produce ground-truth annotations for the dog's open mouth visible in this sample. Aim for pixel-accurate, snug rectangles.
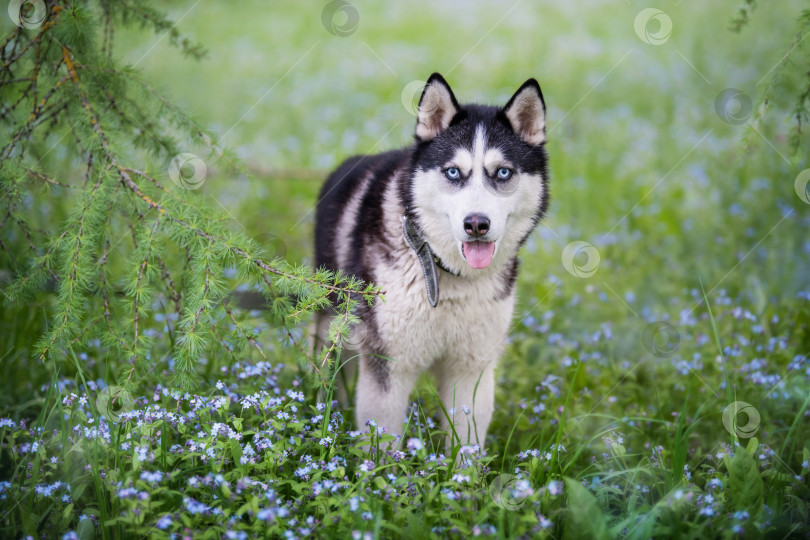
[462,241,495,269]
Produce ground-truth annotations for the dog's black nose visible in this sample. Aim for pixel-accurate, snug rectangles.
[463,214,490,237]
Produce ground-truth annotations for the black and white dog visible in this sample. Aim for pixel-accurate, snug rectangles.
[314,73,549,449]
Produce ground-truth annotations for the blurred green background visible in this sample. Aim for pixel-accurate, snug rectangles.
[109,0,807,318]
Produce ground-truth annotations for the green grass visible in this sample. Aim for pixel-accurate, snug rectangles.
[2,0,810,538]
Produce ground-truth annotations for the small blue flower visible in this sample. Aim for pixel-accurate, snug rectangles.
[184,497,210,515]
[406,438,423,453]
[140,470,164,484]
[156,515,173,529]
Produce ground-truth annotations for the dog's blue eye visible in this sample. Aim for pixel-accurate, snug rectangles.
[445,167,461,180]
[496,168,513,181]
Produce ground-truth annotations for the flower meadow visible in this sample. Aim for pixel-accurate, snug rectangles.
[2,285,809,538]
[3,1,810,538]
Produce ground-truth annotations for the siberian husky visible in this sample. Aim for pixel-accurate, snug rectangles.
[313,73,549,450]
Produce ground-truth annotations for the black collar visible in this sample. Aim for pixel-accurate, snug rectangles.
[401,216,459,307]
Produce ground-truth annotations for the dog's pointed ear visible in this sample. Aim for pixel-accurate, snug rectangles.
[416,73,459,141]
[503,79,546,145]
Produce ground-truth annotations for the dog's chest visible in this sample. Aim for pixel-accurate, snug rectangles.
[368,255,514,372]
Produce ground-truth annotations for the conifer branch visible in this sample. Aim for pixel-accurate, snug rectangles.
[1,0,381,392]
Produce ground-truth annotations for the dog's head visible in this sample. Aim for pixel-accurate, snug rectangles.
[403,73,549,277]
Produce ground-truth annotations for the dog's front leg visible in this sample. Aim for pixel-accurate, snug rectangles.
[355,357,417,450]
[436,363,496,450]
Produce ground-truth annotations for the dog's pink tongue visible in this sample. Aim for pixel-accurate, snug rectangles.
[462,241,495,269]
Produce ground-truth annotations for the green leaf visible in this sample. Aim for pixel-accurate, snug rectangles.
[762,469,794,483]
[76,516,96,540]
[728,449,764,515]
[722,453,733,473]
[745,437,759,456]
[563,477,611,540]
[229,439,242,464]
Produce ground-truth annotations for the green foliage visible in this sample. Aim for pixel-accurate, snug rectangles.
[729,0,757,32]
[728,443,765,515]
[0,0,378,393]
[740,3,810,153]
[563,477,611,540]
